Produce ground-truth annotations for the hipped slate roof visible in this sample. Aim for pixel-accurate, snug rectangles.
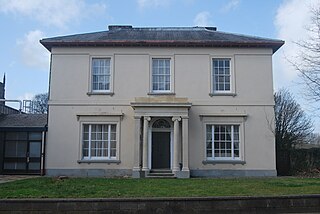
[40,26,284,53]
[0,114,47,128]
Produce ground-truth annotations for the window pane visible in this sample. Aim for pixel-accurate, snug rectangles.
[110,149,116,157]
[165,83,170,90]
[221,143,225,149]
[226,150,232,157]
[110,141,116,149]
[225,60,230,67]
[29,162,40,170]
[83,125,89,133]
[29,142,41,157]
[165,75,170,82]
[5,141,27,157]
[225,84,230,91]
[153,83,158,90]
[226,143,231,149]
[153,59,158,67]
[29,132,42,141]
[110,133,116,141]
[91,132,96,140]
[206,125,212,133]
[4,162,26,170]
[221,150,226,157]
[6,132,27,140]
[234,149,239,157]
[159,60,164,67]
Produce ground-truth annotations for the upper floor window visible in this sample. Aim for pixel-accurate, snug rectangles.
[206,124,240,160]
[212,58,231,93]
[92,58,110,92]
[152,58,171,92]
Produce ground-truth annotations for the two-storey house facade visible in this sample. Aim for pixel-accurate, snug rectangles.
[41,26,284,178]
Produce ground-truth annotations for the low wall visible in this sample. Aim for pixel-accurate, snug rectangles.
[0,195,319,213]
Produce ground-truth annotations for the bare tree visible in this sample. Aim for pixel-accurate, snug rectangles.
[32,92,48,114]
[275,89,313,150]
[293,6,320,102]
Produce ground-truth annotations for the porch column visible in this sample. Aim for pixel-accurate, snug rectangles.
[182,116,190,177]
[172,116,181,173]
[132,116,141,178]
[142,116,151,171]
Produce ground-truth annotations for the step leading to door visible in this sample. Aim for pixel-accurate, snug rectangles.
[146,169,176,178]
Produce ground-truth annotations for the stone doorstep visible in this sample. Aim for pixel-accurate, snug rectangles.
[147,169,176,178]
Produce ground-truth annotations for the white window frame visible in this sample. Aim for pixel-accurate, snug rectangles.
[80,120,120,161]
[206,124,241,160]
[89,56,114,94]
[149,56,174,94]
[210,56,235,95]
[201,115,246,162]
[82,123,117,160]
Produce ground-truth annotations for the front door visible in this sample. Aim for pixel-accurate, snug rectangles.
[152,132,170,169]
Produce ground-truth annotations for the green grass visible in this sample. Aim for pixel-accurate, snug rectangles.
[0,177,320,198]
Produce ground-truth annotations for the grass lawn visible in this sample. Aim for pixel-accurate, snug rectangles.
[0,177,320,198]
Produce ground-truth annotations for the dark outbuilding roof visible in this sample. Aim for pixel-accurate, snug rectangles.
[40,26,284,53]
[0,114,47,131]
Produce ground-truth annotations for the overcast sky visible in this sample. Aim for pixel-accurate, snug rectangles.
[0,0,319,130]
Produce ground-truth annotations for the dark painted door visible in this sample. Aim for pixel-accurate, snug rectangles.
[152,132,170,169]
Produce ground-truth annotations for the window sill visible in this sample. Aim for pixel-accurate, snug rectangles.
[202,160,245,165]
[77,159,121,164]
[87,92,114,96]
[148,92,176,96]
[209,93,236,97]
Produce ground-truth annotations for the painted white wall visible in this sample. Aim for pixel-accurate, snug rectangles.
[46,47,276,174]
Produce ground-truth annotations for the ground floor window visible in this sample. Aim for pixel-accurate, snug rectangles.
[206,124,240,160]
[82,124,117,160]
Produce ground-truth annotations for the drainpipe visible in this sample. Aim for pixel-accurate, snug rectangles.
[41,129,46,176]
[0,99,22,113]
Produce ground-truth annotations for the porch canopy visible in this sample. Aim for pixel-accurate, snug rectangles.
[131,97,191,178]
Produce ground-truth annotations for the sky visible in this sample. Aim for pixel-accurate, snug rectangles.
[0,0,319,130]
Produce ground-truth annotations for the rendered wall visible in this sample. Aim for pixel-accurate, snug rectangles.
[46,47,276,177]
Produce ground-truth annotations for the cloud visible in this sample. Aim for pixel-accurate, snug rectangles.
[274,0,319,88]
[16,30,50,69]
[137,0,170,9]
[193,11,212,26]
[0,0,107,29]
[221,0,240,13]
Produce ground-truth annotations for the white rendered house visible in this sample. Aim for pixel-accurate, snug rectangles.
[40,25,284,178]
